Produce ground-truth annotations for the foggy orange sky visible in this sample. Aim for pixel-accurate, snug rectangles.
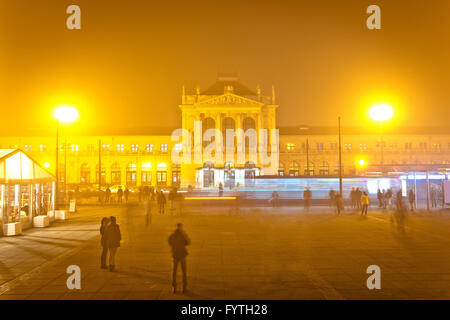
[1,0,449,134]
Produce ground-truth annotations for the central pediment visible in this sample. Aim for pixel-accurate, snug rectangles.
[195,93,264,107]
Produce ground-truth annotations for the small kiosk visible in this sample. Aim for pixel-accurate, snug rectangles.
[0,149,55,236]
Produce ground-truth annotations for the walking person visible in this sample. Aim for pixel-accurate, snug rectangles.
[218,182,224,197]
[124,187,130,204]
[117,187,123,204]
[168,223,191,294]
[408,189,415,211]
[99,217,110,269]
[430,187,437,208]
[335,193,343,215]
[329,189,335,208]
[377,189,382,208]
[157,190,166,215]
[303,188,312,211]
[105,187,111,204]
[361,191,370,216]
[355,188,362,209]
[104,216,121,272]
[145,198,152,226]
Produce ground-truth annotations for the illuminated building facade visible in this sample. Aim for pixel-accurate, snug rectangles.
[0,75,449,189]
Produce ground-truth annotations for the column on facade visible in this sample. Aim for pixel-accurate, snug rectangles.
[215,113,222,162]
[236,113,242,165]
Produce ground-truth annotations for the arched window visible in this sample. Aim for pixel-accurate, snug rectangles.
[319,161,329,176]
[111,163,121,184]
[289,161,299,176]
[96,164,106,185]
[243,117,256,131]
[222,117,235,152]
[202,117,215,148]
[278,162,285,176]
[172,163,181,187]
[126,163,137,186]
[141,162,152,186]
[80,163,90,184]
[156,163,167,187]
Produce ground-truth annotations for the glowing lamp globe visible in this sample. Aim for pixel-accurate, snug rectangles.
[44,162,50,168]
[54,106,79,123]
[358,159,366,166]
[369,104,393,121]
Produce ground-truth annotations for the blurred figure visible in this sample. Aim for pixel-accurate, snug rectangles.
[386,188,393,209]
[335,193,343,215]
[157,189,166,215]
[168,223,191,294]
[169,188,177,212]
[271,190,280,208]
[144,198,151,226]
[355,188,362,209]
[105,187,111,204]
[431,187,437,208]
[117,187,123,204]
[218,182,223,197]
[361,192,370,216]
[408,189,415,211]
[104,216,121,272]
[350,188,356,209]
[99,217,110,269]
[329,189,335,208]
[303,188,312,211]
[394,190,407,232]
[124,187,130,204]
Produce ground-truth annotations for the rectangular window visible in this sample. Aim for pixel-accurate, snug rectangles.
[131,144,139,153]
[359,143,367,151]
[316,143,324,151]
[40,144,47,152]
[146,144,153,153]
[330,143,337,150]
[344,143,352,151]
[71,144,79,152]
[24,145,32,152]
[174,143,182,152]
[160,143,168,153]
[102,144,110,151]
[116,144,124,152]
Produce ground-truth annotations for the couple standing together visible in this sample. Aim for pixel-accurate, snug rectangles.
[100,216,122,271]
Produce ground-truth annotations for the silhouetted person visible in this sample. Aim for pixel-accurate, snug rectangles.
[168,223,191,293]
[355,188,362,209]
[169,188,177,212]
[361,191,370,216]
[124,187,130,204]
[329,189,336,208]
[431,187,437,208]
[105,187,111,204]
[386,189,393,209]
[271,191,279,208]
[218,182,223,197]
[377,189,382,208]
[335,193,343,215]
[157,190,166,215]
[117,187,123,204]
[100,217,110,269]
[145,199,151,226]
[350,188,357,209]
[303,188,312,210]
[104,216,121,272]
[408,189,415,211]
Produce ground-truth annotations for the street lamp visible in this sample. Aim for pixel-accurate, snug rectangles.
[54,106,78,209]
[369,104,393,167]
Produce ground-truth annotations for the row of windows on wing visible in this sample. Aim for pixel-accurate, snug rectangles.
[23,143,180,153]
[74,163,181,185]
[283,142,447,152]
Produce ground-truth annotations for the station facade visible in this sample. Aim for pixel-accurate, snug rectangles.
[1,75,449,189]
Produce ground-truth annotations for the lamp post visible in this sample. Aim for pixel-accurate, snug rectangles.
[369,104,393,169]
[53,106,79,209]
[338,117,343,196]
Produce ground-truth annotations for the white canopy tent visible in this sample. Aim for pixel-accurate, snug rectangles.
[0,149,55,235]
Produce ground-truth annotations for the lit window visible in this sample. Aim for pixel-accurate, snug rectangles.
[359,143,367,151]
[146,144,153,153]
[131,144,139,153]
[102,144,110,151]
[286,143,295,152]
[40,144,47,152]
[24,145,32,152]
[59,145,64,152]
[117,144,124,152]
[160,143,168,153]
[174,143,182,152]
[344,143,352,151]
[71,144,79,152]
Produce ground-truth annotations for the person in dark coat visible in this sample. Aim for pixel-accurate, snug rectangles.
[124,187,130,204]
[157,190,166,215]
[408,189,415,211]
[100,217,110,269]
[104,216,121,271]
[105,187,111,204]
[168,223,191,293]
[117,187,123,204]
